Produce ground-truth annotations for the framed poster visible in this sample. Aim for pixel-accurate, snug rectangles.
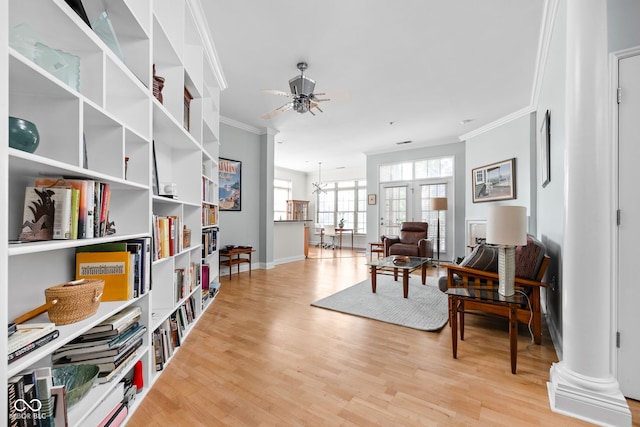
[219,158,241,211]
[368,194,376,205]
[472,158,516,203]
[540,110,551,188]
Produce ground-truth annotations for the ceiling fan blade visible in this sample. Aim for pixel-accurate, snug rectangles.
[262,89,294,98]
[313,90,351,102]
[260,102,293,120]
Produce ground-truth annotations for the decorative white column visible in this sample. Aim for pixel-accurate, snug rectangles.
[547,0,631,425]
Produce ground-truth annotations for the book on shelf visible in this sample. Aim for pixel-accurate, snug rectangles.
[8,375,24,427]
[99,402,128,427]
[99,182,111,237]
[53,321,144,358]
[95,351,137,384]
[8,329,60,363]
[22,382,39,427]
[175,268,185,302]
[87,305,142,334]
[19,186,75,241]
[77,240,149,297]
[129,237,152,294]
[70,187,80,239]
[55,325,146,362]
[33,177,95,239]
[8,323,56,354]
[53,337,143,369]
[76,251,134,301]
[51,385,67,427]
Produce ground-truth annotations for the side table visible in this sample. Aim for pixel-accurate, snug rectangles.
[219,246,255,279]
[446,287,523,374]
[369,242,384,258]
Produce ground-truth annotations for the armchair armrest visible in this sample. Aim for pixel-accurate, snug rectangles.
[418,238,434,258]
[383,237,400,256]
[446,264,548,289]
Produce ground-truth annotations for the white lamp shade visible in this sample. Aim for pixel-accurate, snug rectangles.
[486,205,527,246]
[430,197,448,211]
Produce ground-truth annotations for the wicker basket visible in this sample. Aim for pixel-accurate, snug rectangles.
[44,279,104,325]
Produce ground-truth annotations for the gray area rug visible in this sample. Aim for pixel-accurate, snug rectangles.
[311,275,449,331]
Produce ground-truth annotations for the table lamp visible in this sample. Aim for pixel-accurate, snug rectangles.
[430,197,448,265]
[486,205,527,297]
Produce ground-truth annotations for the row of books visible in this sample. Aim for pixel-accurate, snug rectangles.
[152,214,184,261]
[174,262,199,303]
[202,204,218,226]
[19,177,111,242]
[8,367,60,427]
[152,297,197,372]
[52,306,144,385]
[75,238,151,301]
[202,227,218,258]
[8,323,59,364]
[202,176,216,204]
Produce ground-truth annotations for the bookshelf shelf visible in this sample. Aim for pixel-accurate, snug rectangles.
[3,0,223,424]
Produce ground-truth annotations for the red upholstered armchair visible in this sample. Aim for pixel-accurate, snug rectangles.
[384,222,434,258]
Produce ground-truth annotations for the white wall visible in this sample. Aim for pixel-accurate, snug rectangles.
[465,114,535,219]
[535,0,567,353]
[219,123,262,265]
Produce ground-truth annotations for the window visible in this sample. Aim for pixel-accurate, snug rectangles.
[380,157,454,255]
[316,180,367,233]
[274,179,291,221]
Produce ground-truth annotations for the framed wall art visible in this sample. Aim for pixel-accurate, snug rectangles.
[472,158,516,203]
[368,194,376,205]
[219,158,241,211]
[540,110,551,188]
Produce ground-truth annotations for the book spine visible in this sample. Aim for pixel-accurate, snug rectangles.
[8,330,60,363]
[70,188,79,239]
[50,188,73,240]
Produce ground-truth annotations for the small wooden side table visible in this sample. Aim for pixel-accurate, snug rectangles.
[369,242,384,258]
[219,246,254,279]
[446,287,523,374]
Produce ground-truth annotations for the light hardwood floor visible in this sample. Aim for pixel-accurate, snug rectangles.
[128,249,640,426]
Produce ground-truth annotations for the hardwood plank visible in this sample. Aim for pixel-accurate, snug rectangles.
[127,249,640,426]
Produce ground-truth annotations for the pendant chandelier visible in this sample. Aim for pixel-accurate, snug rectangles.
[312,162,327,194]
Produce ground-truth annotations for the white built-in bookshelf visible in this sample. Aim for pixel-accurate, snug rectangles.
[2,0,222,424]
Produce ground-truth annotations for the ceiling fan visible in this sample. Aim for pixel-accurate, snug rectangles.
[261,62,332,120]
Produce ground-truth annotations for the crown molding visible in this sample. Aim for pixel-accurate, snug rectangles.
[220,116,263,134]
[458,105,536,141]
[189,0,228,90]
[530,0,559,108]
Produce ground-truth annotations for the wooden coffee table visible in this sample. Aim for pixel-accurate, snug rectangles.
[365,256,430,298]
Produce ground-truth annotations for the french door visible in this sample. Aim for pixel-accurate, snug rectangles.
[380,181,450,258]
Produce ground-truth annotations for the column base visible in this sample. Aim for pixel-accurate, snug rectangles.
[547,361,631,427]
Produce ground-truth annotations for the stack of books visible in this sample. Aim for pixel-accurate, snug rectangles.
[8,322,59,363]
[52,306,145,384]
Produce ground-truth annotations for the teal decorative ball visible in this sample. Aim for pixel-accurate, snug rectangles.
[9,116,40,153]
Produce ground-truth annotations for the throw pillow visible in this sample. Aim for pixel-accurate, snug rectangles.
[460,244,499,272]
[515,234,546,279]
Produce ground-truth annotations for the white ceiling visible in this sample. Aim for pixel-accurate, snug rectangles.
[201,1,545,174]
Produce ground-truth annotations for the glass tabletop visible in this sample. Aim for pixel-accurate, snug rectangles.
[365,256,429,269]
[445,287,525,305]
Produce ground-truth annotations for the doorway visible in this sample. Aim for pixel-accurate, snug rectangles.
[379,181,451,260]
[616,49,640,400]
